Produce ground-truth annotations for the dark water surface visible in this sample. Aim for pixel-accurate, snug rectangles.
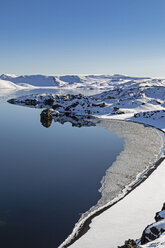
[0,90,124,248]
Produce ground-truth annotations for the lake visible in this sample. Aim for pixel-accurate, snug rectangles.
[0,90,124,248]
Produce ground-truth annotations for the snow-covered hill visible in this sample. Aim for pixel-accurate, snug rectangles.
[0,73,151,90]
[7,75,165,130]
[0,79,22,89]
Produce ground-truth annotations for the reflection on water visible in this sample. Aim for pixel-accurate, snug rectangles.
[40,109,53,128]
[40,109,96,129]
[41,117,52,128]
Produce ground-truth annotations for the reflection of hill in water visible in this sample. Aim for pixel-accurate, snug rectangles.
[40,109,96,128]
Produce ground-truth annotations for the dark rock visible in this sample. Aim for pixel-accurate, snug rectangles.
[65,106,71,112]
[77,94,83,99]
[134,113,139,118]
[117,111,125,115]
[140,225,164,245]
[92,103,99,107]
[65,102,79,111]
[40,118,52,128]
[155,100,161,104]
[40,109,53,128]
[53,104,62,109]
[140,202,165,245]
[43,98,54,106]
[40,109,52,119]
[53,114,95,127]
[155,210,165,222]
[24,99,38,106]
[155,212,163,222]
[113,106,120,111]
[155,203,165,222]
[99,102,106,108]
[7,99,15,104]
[106,96,115,99]
[92,102,106,108]
[161,203,165,211]
[71,102,79,108]
[118,239,140,248]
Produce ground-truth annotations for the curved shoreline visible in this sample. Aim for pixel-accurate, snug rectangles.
[59,119,165,248]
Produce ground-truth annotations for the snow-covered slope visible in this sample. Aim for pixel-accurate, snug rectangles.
[0,78,36,90]
[0,74,58,87]
[0,73,150,90]
[0,79,22,89]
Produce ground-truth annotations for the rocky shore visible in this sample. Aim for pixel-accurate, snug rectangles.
[7,81,165,130]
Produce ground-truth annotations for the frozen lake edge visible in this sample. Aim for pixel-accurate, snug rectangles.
[58,118,165,248]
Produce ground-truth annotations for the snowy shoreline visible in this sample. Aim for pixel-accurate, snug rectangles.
[59,119,165,248]
[7,94,165,247]
[2,73,165,247]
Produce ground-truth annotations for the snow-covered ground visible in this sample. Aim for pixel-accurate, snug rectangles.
[0,79,26,90]
[4,73,165,247]
[69,156,165,248]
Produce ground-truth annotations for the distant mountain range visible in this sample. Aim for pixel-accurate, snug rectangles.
[0,73,151,90]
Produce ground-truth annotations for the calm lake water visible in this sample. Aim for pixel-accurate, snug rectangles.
[0,90,124,248]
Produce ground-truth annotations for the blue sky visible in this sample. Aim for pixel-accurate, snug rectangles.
[0,0,165,77]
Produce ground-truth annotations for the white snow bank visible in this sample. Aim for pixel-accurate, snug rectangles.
[0,79,21,89]
[69,154,165,248]
[59,120,164,248]
[0,79,35,90]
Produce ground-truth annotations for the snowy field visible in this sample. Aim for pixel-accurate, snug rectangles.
[2,74,165,247]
